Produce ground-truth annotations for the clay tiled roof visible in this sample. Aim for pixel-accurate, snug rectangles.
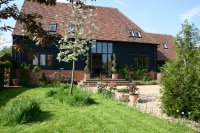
[13,1,176,61]
[13,1,157,44]
[148,33,176,61]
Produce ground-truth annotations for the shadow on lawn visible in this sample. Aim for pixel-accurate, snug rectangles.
[0,87,33,107]
[30,111,53,124]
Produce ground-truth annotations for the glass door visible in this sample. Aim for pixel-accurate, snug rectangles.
[90,42,113,77]
[91,53,102,77]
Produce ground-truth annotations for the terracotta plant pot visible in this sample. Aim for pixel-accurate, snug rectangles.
[84,73,90,81]
[112,74,118,79]
[115,92,129,102]
[12,79,19,86]
[129,94,139,104]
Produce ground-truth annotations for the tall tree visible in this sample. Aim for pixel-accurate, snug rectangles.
[161,20,200,120]
[56,2,97,95]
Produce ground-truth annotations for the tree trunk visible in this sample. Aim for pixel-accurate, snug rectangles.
[70,60,75,95]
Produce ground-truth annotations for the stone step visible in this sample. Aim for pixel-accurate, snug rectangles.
[82,82,130,84]
[82,80,130,83]
[82,83,132,87]
[79,78,131,87]
[85,79,127,81]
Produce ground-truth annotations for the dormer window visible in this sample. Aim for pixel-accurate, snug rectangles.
[163,44,168,49]
[128,30,142,38]
[48,23,57,32]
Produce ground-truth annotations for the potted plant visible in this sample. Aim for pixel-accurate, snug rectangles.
[84,54,90,81]
[111,53,118,79]
[115,88,129,102]
[12,78,19,86]
[96,81,107,93]
[107,81,117,92]
[127,83,139,104]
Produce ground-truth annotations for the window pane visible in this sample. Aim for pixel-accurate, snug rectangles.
[33,55,38,65]
[138,57,143,68]
[102,54,107,74]
[97,42,102,53]
[133,57,138,68]
[144,57,149,68]
[48,55,53,66]
[48,24,57,32]
[91,42,96,53]
[108,43,112,54]
[163,44,168,49]
[102,43,107,53]
[40,54,46,66]
[107,54,112,76]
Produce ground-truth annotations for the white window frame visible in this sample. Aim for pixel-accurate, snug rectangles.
[163,44,168,49]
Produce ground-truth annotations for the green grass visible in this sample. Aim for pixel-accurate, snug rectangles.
[0,86,198,133]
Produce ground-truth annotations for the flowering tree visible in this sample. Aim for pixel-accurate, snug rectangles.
[57,2,97,95]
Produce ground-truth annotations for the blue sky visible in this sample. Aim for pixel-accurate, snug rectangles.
[0,0,200,48]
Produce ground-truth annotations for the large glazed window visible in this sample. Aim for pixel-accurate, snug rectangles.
[90,42,113,76]
[133,56,150,69]
[91,42,113,54]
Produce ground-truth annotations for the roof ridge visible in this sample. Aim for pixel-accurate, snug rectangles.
[147,32,174,37]
[51,1,119,10]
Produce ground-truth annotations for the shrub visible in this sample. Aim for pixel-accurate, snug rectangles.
[1,97,41,126]
[161,21,200,121]
[53,82,70,89]
[51,86,95,107]
[32,65,41,73]
[117,88,129,93]
[117,64,152,81]
[84,54,90,73]
[133,80,159,85]
[96,82,107,93]
[66,91,95,107]
[111,53,117,74]
[101,89,115,99]
[38,71,46,82]
[45,90,58,97]
[44,81,70,89]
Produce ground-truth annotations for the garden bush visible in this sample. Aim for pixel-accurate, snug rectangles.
[1,97,41,126]
[66,91,95,107]
[117,64,152,81]
[52,86,95,107]
[161,21,200,121]
[133,80,159,85]
[45,90,58,97]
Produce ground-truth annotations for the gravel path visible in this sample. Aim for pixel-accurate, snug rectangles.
[117,85,163,117]
[135,85,163,116]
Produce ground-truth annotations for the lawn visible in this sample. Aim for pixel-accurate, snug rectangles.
[0,85,197,133]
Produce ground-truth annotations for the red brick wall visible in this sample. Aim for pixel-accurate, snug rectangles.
[16,69,85,84]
